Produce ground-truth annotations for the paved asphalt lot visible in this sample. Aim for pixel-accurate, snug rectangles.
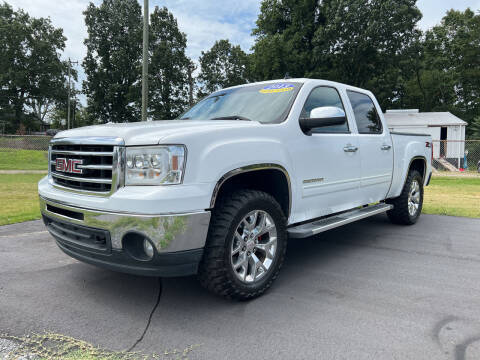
[1,214,480,360]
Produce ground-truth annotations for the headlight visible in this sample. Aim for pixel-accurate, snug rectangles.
[125,145,186,185]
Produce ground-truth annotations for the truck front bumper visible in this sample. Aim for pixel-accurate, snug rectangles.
[40,196,211,277]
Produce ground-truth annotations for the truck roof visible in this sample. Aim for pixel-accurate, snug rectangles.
[221,78,373,96]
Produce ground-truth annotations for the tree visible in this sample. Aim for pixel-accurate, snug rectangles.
[198,39,250,94]
[0,2,68,132]
[421,9,480,134]
[83,0,142,123]
[48,86,87,129]
[250,0,318,80]
[395,9,480,136]
[250,0,422,110]
[395,38,457,114]
[468,116,480,139]
[148,6,191,119]
[31,98,55,123]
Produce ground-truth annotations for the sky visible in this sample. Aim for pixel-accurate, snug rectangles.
[6,0,480,104]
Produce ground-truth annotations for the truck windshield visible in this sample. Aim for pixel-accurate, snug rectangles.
[180,82,302,124]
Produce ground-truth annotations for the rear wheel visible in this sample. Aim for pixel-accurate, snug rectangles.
[386,170,423,225]
[198,189,287,300]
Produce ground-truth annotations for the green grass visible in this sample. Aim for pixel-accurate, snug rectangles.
[1,332,200,360]
[0,173,478,228]
[0,173,45,225]
[423,176,480,218]
[0,149,48,170]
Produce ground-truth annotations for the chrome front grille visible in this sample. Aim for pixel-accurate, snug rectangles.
[49,137,125,196]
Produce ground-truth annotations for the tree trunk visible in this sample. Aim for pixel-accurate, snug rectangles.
[13,92,25,132]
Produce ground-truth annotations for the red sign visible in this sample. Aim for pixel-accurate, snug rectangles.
[55,158,83,174]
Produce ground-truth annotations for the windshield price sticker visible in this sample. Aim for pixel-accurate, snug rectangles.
[259,83,295,94]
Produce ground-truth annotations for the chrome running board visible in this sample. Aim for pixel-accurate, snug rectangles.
[287,203,393,239]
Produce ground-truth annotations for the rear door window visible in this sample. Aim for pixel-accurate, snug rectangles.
[347,91,382,134]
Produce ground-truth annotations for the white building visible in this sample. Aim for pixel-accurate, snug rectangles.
[384,109,467,166]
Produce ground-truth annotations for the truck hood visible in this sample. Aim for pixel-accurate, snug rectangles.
[54,120,260,145]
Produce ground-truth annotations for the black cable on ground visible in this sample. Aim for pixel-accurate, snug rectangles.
[126,277,163,352]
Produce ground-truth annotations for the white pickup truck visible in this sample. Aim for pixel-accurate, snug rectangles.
[39,79,432,300]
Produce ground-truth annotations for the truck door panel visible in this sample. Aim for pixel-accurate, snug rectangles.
[346,91,393,203]
[291,86,364,221]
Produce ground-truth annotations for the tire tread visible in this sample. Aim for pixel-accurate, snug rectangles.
[386,170,423,225]
[198,189,286,300]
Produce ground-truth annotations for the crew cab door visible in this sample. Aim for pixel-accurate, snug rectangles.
[291,86,363,221]
[346,90,393,203]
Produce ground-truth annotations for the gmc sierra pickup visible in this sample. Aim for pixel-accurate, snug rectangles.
[39,79,432,300]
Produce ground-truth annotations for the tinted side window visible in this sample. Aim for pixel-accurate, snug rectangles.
[347,91,382,134]
[300,87,349,133]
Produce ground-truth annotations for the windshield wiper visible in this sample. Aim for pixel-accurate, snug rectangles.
[210,115,252,121]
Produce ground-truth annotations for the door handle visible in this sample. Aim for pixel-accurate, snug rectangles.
[381,144,392,150]
[343,145,358,152]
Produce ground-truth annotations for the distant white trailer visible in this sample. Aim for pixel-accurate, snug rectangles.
[385,109,467,168]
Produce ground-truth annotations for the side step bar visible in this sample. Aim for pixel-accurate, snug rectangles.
[287,203,393,239]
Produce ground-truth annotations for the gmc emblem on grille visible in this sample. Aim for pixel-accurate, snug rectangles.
[55,158,83,174]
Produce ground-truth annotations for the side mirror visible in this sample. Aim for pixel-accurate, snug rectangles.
[299,106,346,135]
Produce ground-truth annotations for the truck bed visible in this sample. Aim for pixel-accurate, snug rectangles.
[388,132,432,199]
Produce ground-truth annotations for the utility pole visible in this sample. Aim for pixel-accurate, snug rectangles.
[67,58,78,129]
[188,61,196,107]
[73,99,76,128]
[141,0,149,122]
[72,83,76,129]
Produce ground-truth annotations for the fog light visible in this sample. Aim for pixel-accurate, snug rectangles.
[143,239,154,259]
[123,232,155,261]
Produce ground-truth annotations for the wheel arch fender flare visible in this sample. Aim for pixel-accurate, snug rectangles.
[401,156,427,191]
[209,163,293,219]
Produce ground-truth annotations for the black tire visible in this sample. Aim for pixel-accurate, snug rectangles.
[386,169,424,225]
[198,189,287,300]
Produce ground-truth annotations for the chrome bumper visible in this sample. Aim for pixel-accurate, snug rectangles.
[39,196,211,253]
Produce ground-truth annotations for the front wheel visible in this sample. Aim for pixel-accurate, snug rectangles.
[386,169,424,225]
[198,189,287,300]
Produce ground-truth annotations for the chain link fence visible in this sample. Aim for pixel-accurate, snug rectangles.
[0,135,51,171]
[432,140,480,173]
[0,135,52,151]
[1,134,480,173]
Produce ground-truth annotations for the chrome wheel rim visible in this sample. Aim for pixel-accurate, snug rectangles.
[408,180,421,217]
[230,210,277,283]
